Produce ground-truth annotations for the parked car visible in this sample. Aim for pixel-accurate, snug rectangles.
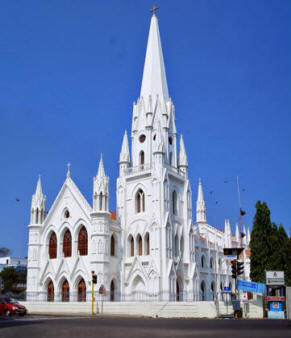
[0,297,27,316]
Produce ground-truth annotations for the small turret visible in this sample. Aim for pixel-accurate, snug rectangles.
[93,155,109,212]
[247,228,251,244]
[196,178,207,224]
[224,219,232,247]
[30,176,46,225]
[119,131,130,176]
[243,226,247,246]
[178,134,188,177]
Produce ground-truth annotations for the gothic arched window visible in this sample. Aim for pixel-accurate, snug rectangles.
[145,232,150,255]
[174,234,179,257]
[201,281,205,301]
[49,232,57,259]
[64,210,70,218]
[35,208,39,224]
[136,189,145,213]
[128,235,134,257]
[137,234,142,256]
[99,192,103,211]
[62,279,70,302]
[169,152,173,166]
[47,280,54,302]
[63,229,72,257]
[172,191,177,215]
[77,278,86,302]
[78,226,88,256]
[110,235,115,256]
[201,255,205,268]
[210,257,214,269]
[139,151,145,167]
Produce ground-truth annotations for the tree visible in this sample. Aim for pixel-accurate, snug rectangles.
[250,201,272,283]
[0,267,18,293]
[0,247,11,257]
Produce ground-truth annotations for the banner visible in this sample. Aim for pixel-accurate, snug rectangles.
[237,279,265,294]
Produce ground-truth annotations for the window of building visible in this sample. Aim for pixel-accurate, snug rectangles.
[201,255,205,268]
[62,280,70,302]
[201,281,205,301]
[64,210,70,218]
[78,226,88,256]
[128,235,134,257]
[35,208,39,224]
[153,134,156,141]
[169,152,173,166]
[136,189,145,213]
[139,134,146,143]
[99,192,103,211]
[63,229,72,257]
[172,191,177,215]
[139,151,145,168]
[168,136,173,145]
[47,280,54,302]
[110,235,115,256]
[49,232,57,259]
[137,234,142,256]
[174,234,179,257]
[145,232,150,255]
[210,257,214,269]
[77,278,86,302]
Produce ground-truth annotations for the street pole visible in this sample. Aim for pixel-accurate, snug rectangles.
[91,271,94,315]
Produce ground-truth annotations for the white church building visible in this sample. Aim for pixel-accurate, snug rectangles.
[26,13,251,302]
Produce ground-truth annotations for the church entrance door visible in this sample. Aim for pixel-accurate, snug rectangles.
[78,279,86,302]
[62,280,70,302]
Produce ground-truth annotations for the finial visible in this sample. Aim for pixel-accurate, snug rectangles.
[150,5,159,16]
[67,162,71,178]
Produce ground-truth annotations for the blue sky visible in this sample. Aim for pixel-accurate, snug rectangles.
[0,0,290,257]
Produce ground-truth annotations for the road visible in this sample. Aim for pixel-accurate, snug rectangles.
[0,315,290,338]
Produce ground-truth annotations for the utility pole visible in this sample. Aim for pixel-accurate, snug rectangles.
[91,271,97,315]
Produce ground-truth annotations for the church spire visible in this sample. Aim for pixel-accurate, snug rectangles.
[140,13,169,100]
[35,175,43,197]
[196,178,207,223]
[93,154,109,212]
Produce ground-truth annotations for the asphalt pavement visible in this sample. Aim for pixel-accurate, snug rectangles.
[0,315,290,338]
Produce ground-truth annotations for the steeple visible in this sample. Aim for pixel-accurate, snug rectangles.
[196,178,207,223]
[93,154,109,212]
[140,13,169,101]
[31,175,46,225]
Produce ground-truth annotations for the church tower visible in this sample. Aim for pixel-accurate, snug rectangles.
[27,176,46,300]
[117,12,194,301]
[91,155,111,289]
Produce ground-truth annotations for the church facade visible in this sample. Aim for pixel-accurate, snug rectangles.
[26,14,250,302]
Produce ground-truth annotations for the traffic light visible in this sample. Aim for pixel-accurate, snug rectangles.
[92,274,97,284]
[237,261,244,276]
[231,260,237,279]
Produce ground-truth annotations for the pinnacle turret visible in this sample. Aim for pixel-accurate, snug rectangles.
[93,154,109,212]
[235,223,240,242]
[31,175,46,225]
[196,178,207,223]
[154,121,165,153]
[178,134,188,168]
[119,131,130,164]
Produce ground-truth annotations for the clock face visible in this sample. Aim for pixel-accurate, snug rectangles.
[139,134,146,143]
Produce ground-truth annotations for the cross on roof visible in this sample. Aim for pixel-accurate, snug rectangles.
[150,5,159,15]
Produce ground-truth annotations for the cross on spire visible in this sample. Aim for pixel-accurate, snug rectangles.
[150,5,159,16]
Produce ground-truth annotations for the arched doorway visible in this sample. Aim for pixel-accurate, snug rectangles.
[176,279,183,301]
[132,275,146,301]
[110,280,115,301]
[201,281,205,301]
[77,278,86,302]
[47,280,54,302]
[62,279,70,302]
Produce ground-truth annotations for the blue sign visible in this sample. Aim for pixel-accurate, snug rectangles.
[237,280,265,294]
[223,286,231,292]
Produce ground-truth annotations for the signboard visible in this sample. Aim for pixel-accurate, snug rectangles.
[266,271,284,285]
[267,296,285,302]
[223,286,231,293]
[237,279,265,294]
[223,248,244,257]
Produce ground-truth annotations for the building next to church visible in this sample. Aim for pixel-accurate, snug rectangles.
[26,13,251,302]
